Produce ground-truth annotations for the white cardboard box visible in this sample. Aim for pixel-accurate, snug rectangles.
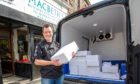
[77,57,86,66]
[69,66,78,75]
[78,65,87,76]
[51,41,79,64]
[102,62,119,73]
[86,66,101,77]
[99,72,120,80]
[87,66,101,73]
[69,57,79,65]
[70,57,87,75]
[86,55,101,67]
[69,58,79,75]
[86,72,102,77]
[70,57,86,66]
[77,50,91,56]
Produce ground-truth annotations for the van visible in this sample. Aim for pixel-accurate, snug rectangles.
[56,0,140,84]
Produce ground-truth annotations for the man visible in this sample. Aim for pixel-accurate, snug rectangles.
[34,24,64,84]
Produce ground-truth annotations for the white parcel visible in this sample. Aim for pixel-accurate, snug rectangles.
[51,41,79,64]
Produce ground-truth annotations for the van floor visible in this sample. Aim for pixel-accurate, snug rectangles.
[64,80,108,84]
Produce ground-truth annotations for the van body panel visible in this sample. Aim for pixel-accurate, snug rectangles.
[126,0,140,84]
[56,0,140,83]
[59,3,128,60]
[56,0,128,43]
[129,0,140,45]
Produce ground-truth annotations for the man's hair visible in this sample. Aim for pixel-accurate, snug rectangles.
[42,24,54,32]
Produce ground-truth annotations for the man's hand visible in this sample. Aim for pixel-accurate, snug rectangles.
[72,52,76,58]
[51,59,62,66]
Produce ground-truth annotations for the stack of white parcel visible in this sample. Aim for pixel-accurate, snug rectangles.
[69,50,120,80]
[101,62,120,80]
[69,50,101,77]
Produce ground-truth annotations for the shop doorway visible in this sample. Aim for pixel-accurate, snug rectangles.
[0,28,14,78]
[0,21,32,83]
[0,18,45,83]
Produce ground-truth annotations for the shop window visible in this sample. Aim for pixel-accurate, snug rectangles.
[0,39,11,61]
[17,28,29,63]
[0,30,11,61]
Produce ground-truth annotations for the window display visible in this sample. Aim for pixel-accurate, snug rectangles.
[17,28,29,62]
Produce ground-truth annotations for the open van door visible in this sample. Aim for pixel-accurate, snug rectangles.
[127,44,140,84]
[56,0,140,84]
[127,0,140,84]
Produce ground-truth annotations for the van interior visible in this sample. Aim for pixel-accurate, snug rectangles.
[61,4,127,61]
[60,4,127,79]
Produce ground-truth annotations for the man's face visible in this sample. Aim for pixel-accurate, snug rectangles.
[42,26,53,42]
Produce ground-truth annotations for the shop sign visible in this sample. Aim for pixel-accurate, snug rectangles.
[25,0,67,24]
[0,0,67,25]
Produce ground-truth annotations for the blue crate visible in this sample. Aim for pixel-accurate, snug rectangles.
[102,60,126,69]
[120,63,127,80]
[64,74,125,84]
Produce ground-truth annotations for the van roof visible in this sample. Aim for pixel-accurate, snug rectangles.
[58,0,127,26]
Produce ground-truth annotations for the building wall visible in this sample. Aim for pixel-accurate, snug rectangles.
[62,0,90,14]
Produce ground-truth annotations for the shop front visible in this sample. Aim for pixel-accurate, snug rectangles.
[0,17,43,83]
[0,0,67,83]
